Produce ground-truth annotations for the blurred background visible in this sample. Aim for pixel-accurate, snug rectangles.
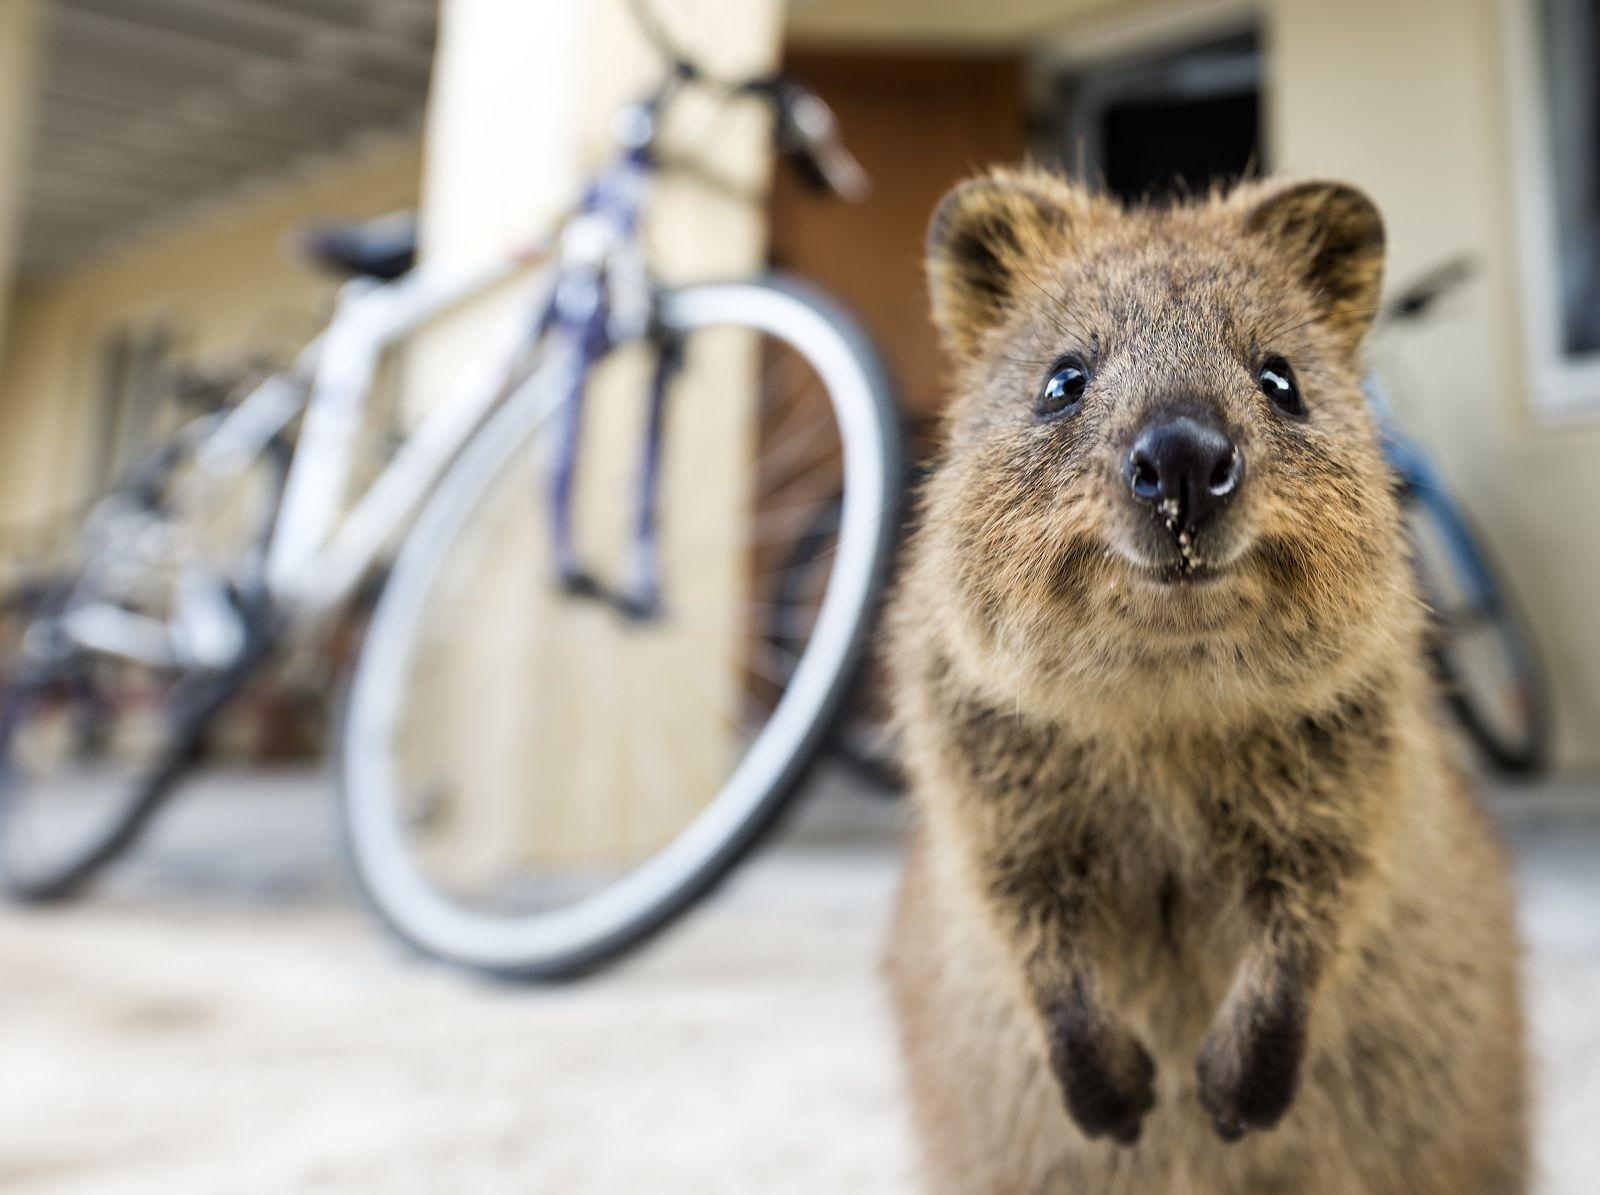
[0,0,1596,1192]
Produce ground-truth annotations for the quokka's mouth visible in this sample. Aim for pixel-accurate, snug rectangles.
[1110,525,1251,588]
[1110,539,1235,586]
[1140,559,1230,586]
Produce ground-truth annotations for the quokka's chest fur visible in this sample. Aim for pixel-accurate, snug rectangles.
[908,649,1402,1045]
[918,650,1391,905]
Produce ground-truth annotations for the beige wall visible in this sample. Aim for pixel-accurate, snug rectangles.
[404,0,785,874]
[0,140,423,526]
[0,0,43,368]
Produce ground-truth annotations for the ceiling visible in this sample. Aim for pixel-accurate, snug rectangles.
[14,0,1173,279]
[18,0,437,277]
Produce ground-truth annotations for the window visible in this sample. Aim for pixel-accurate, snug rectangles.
[1542,0,1600,356]
[94,324,171,486]
[1041,29,1262,205]
[1506,0,1600,416]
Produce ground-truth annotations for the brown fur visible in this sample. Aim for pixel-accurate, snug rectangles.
[886,168,1528,1194]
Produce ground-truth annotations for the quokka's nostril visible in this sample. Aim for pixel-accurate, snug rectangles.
[1130,455,1161,501]
[1208,450,1241,497]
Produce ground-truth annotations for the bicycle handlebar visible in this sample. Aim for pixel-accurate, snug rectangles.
[624,0,871,202]
[1379,255,1476,326]
[764,79,872,202]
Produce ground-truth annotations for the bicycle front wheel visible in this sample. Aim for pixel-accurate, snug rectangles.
[341,276,900,978]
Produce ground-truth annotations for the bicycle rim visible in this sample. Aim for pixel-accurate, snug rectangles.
[342,277,900,977]
[1404,493,1551,775]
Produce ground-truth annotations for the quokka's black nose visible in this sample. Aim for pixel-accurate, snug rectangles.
[1126,416,1244,533]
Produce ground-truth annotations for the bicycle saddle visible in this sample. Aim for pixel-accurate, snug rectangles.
[297,211,417,282]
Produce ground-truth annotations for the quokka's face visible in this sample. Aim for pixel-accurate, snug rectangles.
[921,172,1411,692]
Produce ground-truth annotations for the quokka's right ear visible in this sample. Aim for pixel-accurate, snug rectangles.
[925,170,1081,360]
[1238,179,1386,347]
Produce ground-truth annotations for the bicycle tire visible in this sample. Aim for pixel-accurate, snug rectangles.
[0,634,271,901]
[0,429,290,901]
[1403,486,1552,775]
[340,274,902,979]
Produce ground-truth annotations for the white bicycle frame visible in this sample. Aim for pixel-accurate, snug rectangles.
[63,137,655,674]
[203,240,558,622]
[74,70,842,659]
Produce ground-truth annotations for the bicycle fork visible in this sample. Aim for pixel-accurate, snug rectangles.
[546,305,684,623]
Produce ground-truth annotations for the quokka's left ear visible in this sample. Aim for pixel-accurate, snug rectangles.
[1239,180,1386,344]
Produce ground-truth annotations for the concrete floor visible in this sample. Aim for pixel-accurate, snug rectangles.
[1,767,1598,1193]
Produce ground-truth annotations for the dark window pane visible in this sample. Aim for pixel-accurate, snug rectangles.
[1102,91,1258,203]
[1044,30,1262,207]
[1544,0,1600,355]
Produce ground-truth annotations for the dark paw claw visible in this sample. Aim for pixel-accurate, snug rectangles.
[1211,1114,1249,1143]
[1111,1116,1146,1146]
[1048,1018,1157,1147]
[1195,998,1305,1144]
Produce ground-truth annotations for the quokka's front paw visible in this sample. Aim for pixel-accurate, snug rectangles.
[1194,991,1307,1143]
[1045,998,1157,1145]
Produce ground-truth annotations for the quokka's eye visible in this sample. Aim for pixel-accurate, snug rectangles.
[1258,355,1305,418]
[1036,356,1089,418]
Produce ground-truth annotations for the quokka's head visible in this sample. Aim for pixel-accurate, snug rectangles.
[918,169,1414,715]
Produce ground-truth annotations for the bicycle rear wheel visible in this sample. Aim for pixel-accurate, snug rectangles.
[0,646,263,900]
[0,624,183,900]
[0,418,287,899]
[1403,486,1552,775]
[342,276,900,978]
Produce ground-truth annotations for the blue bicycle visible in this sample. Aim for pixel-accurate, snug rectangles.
[1369,258,1551,775]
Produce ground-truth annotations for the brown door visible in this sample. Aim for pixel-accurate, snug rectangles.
[769,50,1026,435]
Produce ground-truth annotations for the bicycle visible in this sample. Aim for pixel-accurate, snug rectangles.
[1368,258,1552,775]
[0,5,902,980]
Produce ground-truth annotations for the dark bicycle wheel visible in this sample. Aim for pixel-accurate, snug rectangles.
[1401,484,1552,775]
[0,642,260,901]
[0,420,288,900]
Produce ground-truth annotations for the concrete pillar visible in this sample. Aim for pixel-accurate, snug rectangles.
[0,0,43,374]
[407,0,783,882]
